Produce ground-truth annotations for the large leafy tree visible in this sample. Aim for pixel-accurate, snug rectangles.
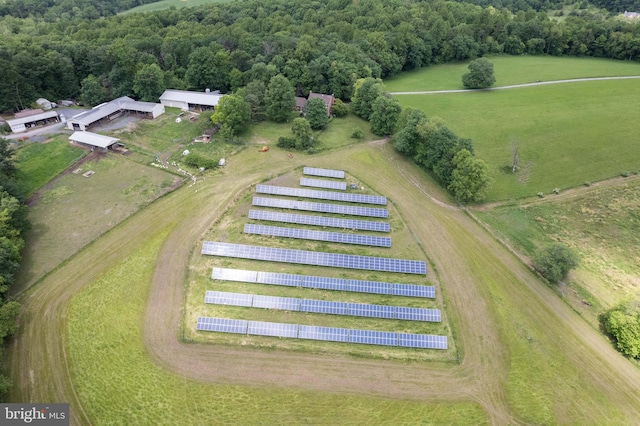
[605,301,640,359]
[304,98,329,130]
[532,243,578,283]
[350,77,385,120]
[369,96,401,136]
[242,80,267,122]
[80,74,106,107]
[462,58,496,89]
[211,94,251,138]
[447,149,492,202]
[133,64,164,102]
[291,117,313,149]
[265,74,295,123]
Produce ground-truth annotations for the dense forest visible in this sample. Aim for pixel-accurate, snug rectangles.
[0,0,159,19]
[0,140,27,397]
[1,0,640,113]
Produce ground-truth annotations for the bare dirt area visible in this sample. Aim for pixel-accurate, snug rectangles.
[8,142,640,424]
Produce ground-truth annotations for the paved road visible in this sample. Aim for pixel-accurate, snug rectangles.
[389,75,640,95]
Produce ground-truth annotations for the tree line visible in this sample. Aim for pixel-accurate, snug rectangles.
[2,0,640,113]
[0,139,28,399]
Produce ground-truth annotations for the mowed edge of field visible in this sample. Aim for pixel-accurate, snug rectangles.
[6,141,640,424]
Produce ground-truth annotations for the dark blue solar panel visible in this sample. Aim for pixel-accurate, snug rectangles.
[196,317,248,334]
[211,268,258,283]
[253,197,388,218]
[202,242,426,274]
[392,284,436,298]
[248,210,390,232]
[300,177,347,190]
[303,167,345,179]
[301,275,348,291]
[204,291,254,307]
[347,279,392,295]
[256,184,386,205]
[252,295,300,311]
[348,303,396,319]
[398,333,448,349]
[300,299,349,315]
[349,329,398,346]
[247,321,298,338]
[298,325,349,342]
[256,271,302,287]
[395,307,441,322]
[244,224,391,247]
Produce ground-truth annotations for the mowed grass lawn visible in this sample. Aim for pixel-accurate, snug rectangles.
[385,56,640,91]
[66,230,486,424]
[396,79,640,201]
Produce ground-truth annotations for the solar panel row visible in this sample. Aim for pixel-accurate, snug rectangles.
[204,291,441,322]
[300,177,347,190]
[202,242,426,274]
[248,210,390,232]
[244,223,392,247]
[253,197,388,218]
[256,184,387,205]
[211,268,435,298]
[303,167,345,179]
[196,316,448,349]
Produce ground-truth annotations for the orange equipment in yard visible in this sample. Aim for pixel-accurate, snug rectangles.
[258,146,269,152]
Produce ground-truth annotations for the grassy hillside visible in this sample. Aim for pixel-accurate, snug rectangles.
[122,0,229,13]
[385,56,640,92]
[395,78,640,201]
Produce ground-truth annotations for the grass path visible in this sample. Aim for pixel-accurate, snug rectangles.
[7,142,640,423]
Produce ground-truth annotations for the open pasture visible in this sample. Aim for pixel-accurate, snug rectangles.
[122,0,231,14]
[396,78,640,201]
[385,56,640,92]
[475,174,640,326]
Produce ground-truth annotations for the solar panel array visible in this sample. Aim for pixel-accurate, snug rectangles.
[244,223,392,247]
[202,242,426,274]
[211,268,435,298]
[204,291,441,322]
[303,167,344,179]
[256,184,387,205]
[248,210,390,232]
[197,317,448,349]
[300,177,347,190]
[253,197,388,218]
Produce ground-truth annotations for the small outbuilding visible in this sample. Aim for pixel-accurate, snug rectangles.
[69,131,121,152]
[159,89,224,111]
[36,98,54,110]
[7,110,59,133]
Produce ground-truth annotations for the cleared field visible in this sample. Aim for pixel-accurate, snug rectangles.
[385,56,640,92]
[13,137,86,196]
[13,153,177,294]
[395,79,640,201]
[9,142,640,424]
[122,0,230,14]
[475,175,640,327]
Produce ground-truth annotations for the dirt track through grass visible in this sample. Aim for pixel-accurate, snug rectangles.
[7,142,640,424]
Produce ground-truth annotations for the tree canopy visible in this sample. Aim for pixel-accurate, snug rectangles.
[462,58,496,89]
[605,300,640,359]
[532,243,578,283]
[210,94,252,138]
[265,74,295,123]
[304,98,329,130]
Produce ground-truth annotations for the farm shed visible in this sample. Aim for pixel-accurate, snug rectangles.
[69,131,121,151]
[7,110,60,133]
[159,89,224,111]
[36,98,54,110]
[67,96,164,131]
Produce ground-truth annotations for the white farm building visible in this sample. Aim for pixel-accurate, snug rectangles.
[159,89,224,111]
[67,96,164,131]
[7,110,59,133]
[69,131,122,152]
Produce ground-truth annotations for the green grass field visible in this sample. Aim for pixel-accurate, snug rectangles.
[122,0,230,14]
[13,137,86,196]
[475,175,640,325]
[66,220,486,424]
[395,78,640,201]
[385,56,640,92]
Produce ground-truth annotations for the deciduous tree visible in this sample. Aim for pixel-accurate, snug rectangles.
[265,74,295,123]
[369,96,401,136]
[447,149,492,202]
[462,58,496,89]
[304,98,329,130]
[532,243,578,283]
[350,77,385,120]
[210,94,251,138]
